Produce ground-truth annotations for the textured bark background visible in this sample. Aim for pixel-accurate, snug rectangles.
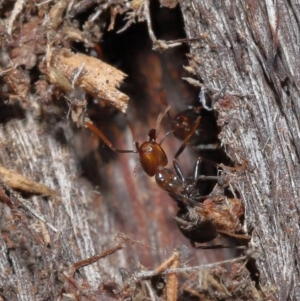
[0,0,299,300]
[0,1,234,300]
[179,0,300,300]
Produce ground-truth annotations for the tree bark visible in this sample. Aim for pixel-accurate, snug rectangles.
[1,1,226,300]
[1,0,300,300]
[180,0,300,299]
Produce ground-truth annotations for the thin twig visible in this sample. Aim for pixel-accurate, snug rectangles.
[134,255,247,278]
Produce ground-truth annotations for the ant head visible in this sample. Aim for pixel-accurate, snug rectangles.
[148,129,157,142]
[171,112,193,140]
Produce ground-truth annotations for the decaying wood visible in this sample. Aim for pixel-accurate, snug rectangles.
[180,1,300,300]
[165,251,179,301]
[1,2,224,299]
[0,117,126,300]
[46,47,129,113]
[5,0,24,35]
[0,165,55,196]
[2,0,299,299]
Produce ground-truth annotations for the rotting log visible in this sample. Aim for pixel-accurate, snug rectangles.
[2,0,299,300]
[180,1,300,299]
[0,117,125,300]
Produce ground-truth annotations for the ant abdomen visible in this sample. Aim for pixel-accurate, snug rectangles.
[175,207,218,244]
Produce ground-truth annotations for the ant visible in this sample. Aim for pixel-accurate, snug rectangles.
[170,105,219,149]
[85,105,199,180]
[84,105,249,248]
[175,201,250,248]
[159,156,250,249]
[162,87,225,151]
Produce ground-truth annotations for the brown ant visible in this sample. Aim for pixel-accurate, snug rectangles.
[168,86,227,151]
[84,106,249,248]
[170,105,219,149]
[85,106,201,190]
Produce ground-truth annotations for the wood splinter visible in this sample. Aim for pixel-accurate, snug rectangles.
[0,164,55,196]
[154,250,180,301]
[46,47,129,113]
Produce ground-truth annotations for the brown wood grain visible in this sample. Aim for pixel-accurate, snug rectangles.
[2,0,298,300]
[180,0,300,299]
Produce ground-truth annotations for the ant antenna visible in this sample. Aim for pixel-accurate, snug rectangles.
[155,105,171,138]
[174,116,200,159]
[158,130,173,146]
[158,91,173,121]
[85,122,137,154]
[124,114,137,143]
[167,110,173,120]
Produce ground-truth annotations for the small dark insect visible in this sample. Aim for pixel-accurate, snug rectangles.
[174,194,250,248]
[161,157,250,248]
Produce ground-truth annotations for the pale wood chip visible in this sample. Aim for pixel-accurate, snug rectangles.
[0,165,55,196]
[47,47,129,112]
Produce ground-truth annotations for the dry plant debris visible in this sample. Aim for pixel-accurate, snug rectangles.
[46,47,129,113]
[2,0,130,113]
[159,0,179,9]
[0,0,282,300]
[0,164,55,196]
[58,243,124,300]
[175,195,249,246]
[119,249,274,301]
[0,1,135,299]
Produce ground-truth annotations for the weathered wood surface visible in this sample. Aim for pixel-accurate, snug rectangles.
[2,0,300,300]
[0,116,124,300]
[0,3,227,299]
[180,1,300,299]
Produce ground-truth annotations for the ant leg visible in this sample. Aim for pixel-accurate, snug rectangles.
[193,143,221,150]
[199,85,227,111]
[195,244,247,250]
[195,156,248,173]
[196,175,220,181]
[217,230,251,240]
[158,90,173,121]
[174,117,201,159]
[155,105,171,138]
[159,130,173,146]
[173,160,185,183]
[195,156,218,168]
[172,161,211,207]
[193,157,219,182]
[85,122,137,154]
[193,157,201,182]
